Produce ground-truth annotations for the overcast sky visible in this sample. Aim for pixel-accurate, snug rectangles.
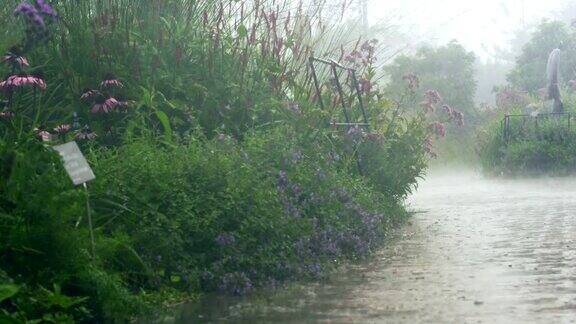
[368,0,572,61]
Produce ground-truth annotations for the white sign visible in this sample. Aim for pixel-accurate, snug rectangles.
[53,141,96,186]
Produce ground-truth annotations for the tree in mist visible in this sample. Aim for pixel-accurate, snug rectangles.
[383,40,477,119]
[507,20,576,93]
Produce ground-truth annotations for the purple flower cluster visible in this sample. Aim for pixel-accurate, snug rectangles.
[218,272,253,296]
[215,232,236,247]
[14,0,58,33]
[276,170,305,219]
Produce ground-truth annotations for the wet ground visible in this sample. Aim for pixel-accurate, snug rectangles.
[175,172,576,323]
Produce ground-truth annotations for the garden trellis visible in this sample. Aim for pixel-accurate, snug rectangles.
[501,112,573,143]
[308,56,371,174]
[309,56,370,130]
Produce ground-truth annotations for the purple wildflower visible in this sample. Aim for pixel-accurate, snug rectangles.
[75,126,97,140]
[15,2,46,29]
[218,272,253,296]
[215,233,236,247]
[35,0,58,19]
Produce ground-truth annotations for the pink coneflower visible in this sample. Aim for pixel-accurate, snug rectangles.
[80,88,100,101]
[2,53,29,68]
[100,74,123,88]
[53,124,71,134]
[0,74,46,91]
[91,97,118,113]
[75,126,97,140]
[34,127,52,142]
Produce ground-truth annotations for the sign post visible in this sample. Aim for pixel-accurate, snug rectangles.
[53,141,97,257]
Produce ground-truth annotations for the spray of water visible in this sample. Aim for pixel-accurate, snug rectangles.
[546,48,563,113]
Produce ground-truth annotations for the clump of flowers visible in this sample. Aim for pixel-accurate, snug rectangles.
[215,233,236,247]
[403,73,420,92]
[218,272,253,296]
[417,88,465,158]
[14,0,58,42]
[81,74,128,115]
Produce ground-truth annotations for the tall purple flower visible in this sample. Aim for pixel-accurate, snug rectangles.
[35,0,58,19]
[14,2,45,29]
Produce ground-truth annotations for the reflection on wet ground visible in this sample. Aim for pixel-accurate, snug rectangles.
[174,172,576,323]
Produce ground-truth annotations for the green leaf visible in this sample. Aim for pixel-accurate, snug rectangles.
[0,284,20,303]
[237,24,248,38]
[154,110,173,141]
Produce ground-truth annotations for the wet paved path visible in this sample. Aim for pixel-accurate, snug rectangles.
[178,173,576,323]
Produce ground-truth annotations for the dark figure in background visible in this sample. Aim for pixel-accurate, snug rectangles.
[546,48,563,113]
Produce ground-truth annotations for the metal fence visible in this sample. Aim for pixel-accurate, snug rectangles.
[501,113,573,143]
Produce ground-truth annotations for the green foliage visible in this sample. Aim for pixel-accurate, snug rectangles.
[383,41,477,119]
[479,115,576,176]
